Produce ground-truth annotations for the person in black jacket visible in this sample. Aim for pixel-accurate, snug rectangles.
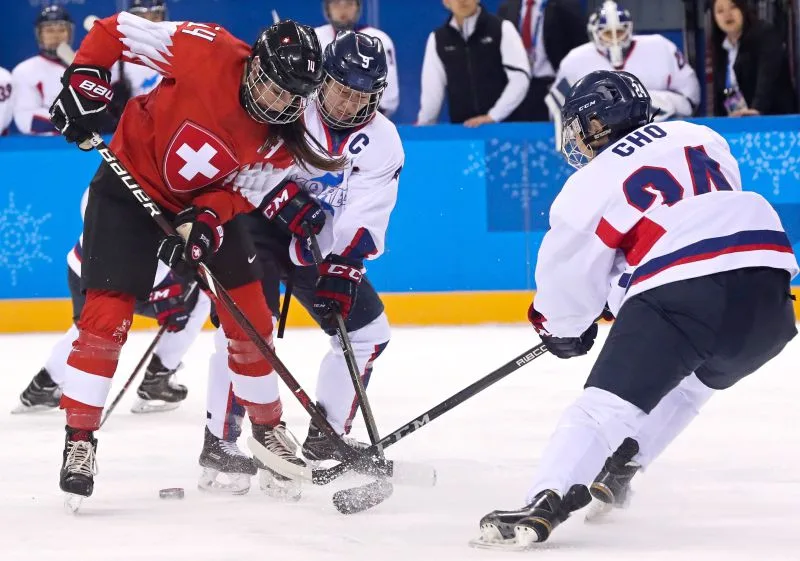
[497,0,586,120]
[710,0,796,116]
[417,0,531,126]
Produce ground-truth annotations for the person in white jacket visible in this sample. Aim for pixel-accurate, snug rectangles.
[417,0,530,127]
[12,4,75,135]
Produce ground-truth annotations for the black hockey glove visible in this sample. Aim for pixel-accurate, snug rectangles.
[262,180,325,238]
[148,281,198,333]
[313,254,363,324]
[49,64,114,150]
[157,207,223,276]
[528,304,598,359]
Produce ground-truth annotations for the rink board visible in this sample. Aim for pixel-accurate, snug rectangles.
[1,288,799,333]
[1,117,799,332]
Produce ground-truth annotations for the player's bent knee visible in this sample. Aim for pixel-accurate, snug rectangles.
[227,338,272,376]
[566,387,646,447]
[334,312,391,350]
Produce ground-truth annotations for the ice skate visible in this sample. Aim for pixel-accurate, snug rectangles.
[12,368,61,414]
[130,355,187,414]
[251,422,305,501]
[60,426,98,513]
[198,427,256,495]
[301,407,369,466]
[586,437,641,523]
[470,484,591,550]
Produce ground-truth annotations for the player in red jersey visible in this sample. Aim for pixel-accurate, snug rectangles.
[48,14,344,508]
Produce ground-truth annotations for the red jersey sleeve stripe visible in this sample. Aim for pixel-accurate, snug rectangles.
[595,216,667,266]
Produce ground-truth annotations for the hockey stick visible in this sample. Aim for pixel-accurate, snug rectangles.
[276,276,292,339]
[99,323,167,428]
[304,230,391,513]
[100,280,199,426]
[304,229,383,449]
[256,343,548,497]
[82,134,390,484]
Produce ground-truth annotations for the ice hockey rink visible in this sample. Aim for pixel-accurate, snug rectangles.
[2,324,798,561]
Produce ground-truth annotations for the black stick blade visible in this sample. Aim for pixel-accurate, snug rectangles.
[332,480,393,514]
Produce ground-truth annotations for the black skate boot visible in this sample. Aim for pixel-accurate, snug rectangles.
[13,368,61,413]
[60,426,98,513]
[586,437,641,522]
[131,355,188,414]
[301,408,368,464]
[250,422,306,501]
[198,427,257,495]
[472,484,592,550]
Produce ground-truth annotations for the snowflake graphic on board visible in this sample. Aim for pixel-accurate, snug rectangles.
[0,192,52,286]
[727,131,800,196]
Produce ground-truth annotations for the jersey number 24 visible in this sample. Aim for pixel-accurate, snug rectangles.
[623,145,733,212]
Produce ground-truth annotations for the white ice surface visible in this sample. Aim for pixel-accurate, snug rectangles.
[1,325,799,560]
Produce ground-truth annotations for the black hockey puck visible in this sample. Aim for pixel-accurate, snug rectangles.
[159,487,185,499]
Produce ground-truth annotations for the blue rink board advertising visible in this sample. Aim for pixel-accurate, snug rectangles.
[1,116,799,300]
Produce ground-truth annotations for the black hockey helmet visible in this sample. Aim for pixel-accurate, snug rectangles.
[561,70,651,169]
[323,0,362,32]
[128,0,168,22]
[240,20,324,125]
[318,30,387,129]
[35,4,74,57]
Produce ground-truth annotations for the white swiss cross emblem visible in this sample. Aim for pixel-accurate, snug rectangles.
[163,121,239,192]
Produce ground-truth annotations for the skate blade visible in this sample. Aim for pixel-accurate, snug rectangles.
[258,469,302,502]
[469,524,534,551]
[197,468,251,496]
[63,493,84,514]
[584,498,614,523]
[248,436,312,483]
[11,403,58,414]
[130,398,181,414]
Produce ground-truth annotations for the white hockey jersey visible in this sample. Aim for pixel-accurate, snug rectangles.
[550,34,700,121]
[315,24,400,117]
[11,54,124,135]
[11,55,66,135]
[534,120,798,338]
[0,66,13,134]
[285,102,403,266]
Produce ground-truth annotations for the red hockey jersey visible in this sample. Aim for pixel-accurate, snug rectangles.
[74,12,294,222]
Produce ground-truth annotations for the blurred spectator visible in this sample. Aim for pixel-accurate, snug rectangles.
[417,0,530,127]
[710,0,796,116]
[497,0,585,121]
[315,0,399,117]
[548,0,699,144]
[0,66,12,134]
[11,5,74,135]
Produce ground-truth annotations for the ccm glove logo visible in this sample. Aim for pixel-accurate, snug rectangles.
[322,263,363,282]
[262,185,294,219]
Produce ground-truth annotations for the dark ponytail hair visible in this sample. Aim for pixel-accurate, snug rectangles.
[269,118,346,172]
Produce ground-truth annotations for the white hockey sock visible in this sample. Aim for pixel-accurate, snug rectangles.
[153,292,211,370]
[45,323,79,386]
[206,327,234,440]
[633,373,715,468]
[526,387,646,502]
[206,327,279,439]
[315,313,390,435]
